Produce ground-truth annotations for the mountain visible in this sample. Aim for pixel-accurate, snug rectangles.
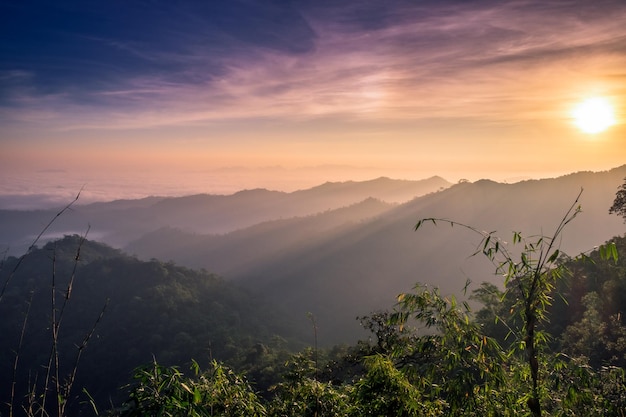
[1,167,624,345]
[125,197,395,274]
[0,236,302,416]
[127,166,626,344]
[0,176,450,254]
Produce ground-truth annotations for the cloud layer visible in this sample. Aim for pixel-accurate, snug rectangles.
[1,0,625,200]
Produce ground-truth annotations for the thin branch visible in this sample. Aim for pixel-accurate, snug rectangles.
[9,291,34,417]
[40,245,59,417]
[61,298,109,417]
[56,226,90,331]
[42,225,90,417]
[0,188,83,303]
[530,188,583,297]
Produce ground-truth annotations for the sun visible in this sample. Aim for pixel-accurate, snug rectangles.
[571,97,616,134]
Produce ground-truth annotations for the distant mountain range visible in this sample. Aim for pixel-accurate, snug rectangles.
[127,166,626,343]
[0,176,450,254]
[1,167,625,344]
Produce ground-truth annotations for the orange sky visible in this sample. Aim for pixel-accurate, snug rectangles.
[1,1,625,206]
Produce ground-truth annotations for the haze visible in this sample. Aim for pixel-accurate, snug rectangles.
[1,0,625,208]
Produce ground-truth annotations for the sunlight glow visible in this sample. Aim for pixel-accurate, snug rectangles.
[571,97,616,134]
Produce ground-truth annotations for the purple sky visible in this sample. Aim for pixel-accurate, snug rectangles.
[1,0,625,206]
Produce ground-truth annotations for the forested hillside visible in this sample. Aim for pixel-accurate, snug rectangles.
[3,231,625,416]
[2,168,624,346]
[105,227,626,416]
[0,236,303,416]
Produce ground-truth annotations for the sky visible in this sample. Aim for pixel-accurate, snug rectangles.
[1,0,625,207]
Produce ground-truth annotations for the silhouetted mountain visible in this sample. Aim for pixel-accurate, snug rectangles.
[125,197,395,274]
[1,168,625,346]
[260,167,625,344]
[0,176,450,254]
[124,166,626,344]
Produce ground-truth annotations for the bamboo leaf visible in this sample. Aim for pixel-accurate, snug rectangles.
[547,249,560,263]
[599,242,619,263]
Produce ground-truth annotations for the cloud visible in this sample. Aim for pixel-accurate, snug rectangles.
[1,0,626,133]
[0,0,315,101]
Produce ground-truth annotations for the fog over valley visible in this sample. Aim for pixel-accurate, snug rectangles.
[2,166,624,343]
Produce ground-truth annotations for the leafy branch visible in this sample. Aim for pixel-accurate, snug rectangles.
[414,188,617,417]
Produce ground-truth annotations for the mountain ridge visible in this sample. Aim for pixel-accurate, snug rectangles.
[0,176,451,254]
[224,166,626,343]
[116,165,626,344]
[1,166,624,345]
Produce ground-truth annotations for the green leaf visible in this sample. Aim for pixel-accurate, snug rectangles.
[547,249,560,263]
[599,242,619,263]
[483,235,491,252]
[521,252,528,267]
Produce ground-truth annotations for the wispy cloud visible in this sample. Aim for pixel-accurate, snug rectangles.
[1,0,625,132]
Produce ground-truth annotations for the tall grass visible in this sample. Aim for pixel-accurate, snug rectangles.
[1,191,108,417]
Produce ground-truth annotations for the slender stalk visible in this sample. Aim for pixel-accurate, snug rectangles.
[524,189,581,417]
[24,372,39,417]
[42,226,90,417]
[0,188,82,304]
[60,298,109,417]
[0,191,85,416]
[40,247,59,417]
[55,227,90,332]
[9,292,34,417]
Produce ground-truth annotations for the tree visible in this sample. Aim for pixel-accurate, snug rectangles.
[469,282,512,345]
[609,177,626,222]
[560,292,606,365]
[413,189,618,417]
[357,311,414,354]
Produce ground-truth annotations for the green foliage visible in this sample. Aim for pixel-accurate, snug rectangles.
[469,282,513,345]
[391,285,507,414]
[265,348,352,417]
[469,234,626,416]
[357,311,415,354]
[536,354,626,416]
[351,354,444,417]
[119,359,266,417]
[561,292,608,363]
[268,377,353,417]
[412,190,624,416]
[549,236,626,368]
